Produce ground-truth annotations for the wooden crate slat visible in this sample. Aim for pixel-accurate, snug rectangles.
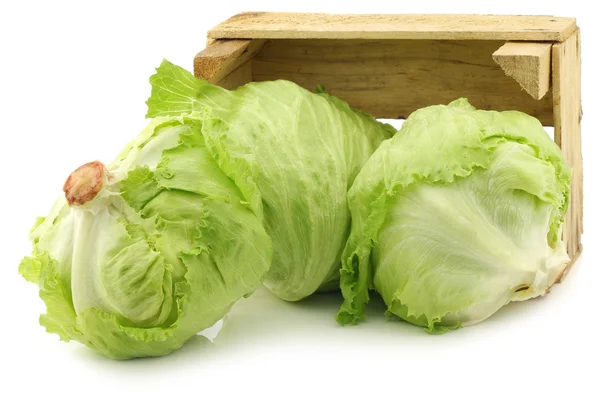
[251,39,554,124]
[209,12,576,41]
[552,29,583,280]
[194,39,265,86]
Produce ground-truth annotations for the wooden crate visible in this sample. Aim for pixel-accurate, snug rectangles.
[194,12,583,279]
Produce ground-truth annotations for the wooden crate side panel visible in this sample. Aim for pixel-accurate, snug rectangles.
[251,39,554,124]
[552,29,583,279]
[210,12,576,41]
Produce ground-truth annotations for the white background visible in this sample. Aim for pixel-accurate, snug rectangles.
[1,1,597,399]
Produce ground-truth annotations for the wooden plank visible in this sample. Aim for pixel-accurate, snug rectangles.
[194,39,249,81]
[193,39,264,85]
[218,61,252,89]
[552,29,583,280]
[493,42,552,100]
[251,39,554,124]
[209,12,576,42]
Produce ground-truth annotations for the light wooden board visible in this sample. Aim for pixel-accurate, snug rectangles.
[193,39,264,85]
[218,61,253,89]
[209,12,576,41]
[251,39,554,124]
[493,42,552,100]
[552,29,583,279]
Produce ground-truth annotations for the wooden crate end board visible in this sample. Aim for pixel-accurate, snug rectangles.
[552,29,583,280]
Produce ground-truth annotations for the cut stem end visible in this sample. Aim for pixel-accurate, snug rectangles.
[63,161,106,207]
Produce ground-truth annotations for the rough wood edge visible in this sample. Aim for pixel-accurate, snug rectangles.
[552,28,583,282]
[209,12,577,42]
[193,39,265,84]
[493,42,552,100]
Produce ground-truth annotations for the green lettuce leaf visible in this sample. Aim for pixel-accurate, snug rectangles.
[21,58,394,358]
[20,117,272,359]
[146,60,395,301]
[337,98,571,332]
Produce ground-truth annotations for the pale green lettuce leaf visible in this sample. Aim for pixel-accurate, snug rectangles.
[338,99,571,332]
[147,60,395,301]
[20,117,271,359]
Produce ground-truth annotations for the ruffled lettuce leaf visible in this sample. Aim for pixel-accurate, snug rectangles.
[338,99,571,332]
[20,118,271,359]
[146,60,395,301]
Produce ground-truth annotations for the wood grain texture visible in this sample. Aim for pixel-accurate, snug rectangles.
[493,42,552,100]
[193,39,264,85]
[218,61,253,89]
[552,29,583,280]
[251,39,554,124]
[209,12,576,41]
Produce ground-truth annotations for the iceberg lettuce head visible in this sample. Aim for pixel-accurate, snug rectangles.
[337,99,571,333]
